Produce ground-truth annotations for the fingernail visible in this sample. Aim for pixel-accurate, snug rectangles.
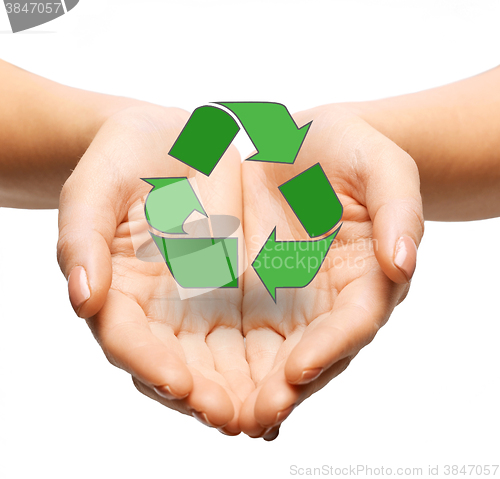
[217,427,239,437]
[273,404,295,426]
[295,367,323,385]
[68,266,90,316]
[263,426,280,441]
[393,236,417,282]
[153,385,188,401]
[192,411,216,428]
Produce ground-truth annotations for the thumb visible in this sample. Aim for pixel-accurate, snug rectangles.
[57,160,126,319]
[366,145,424,284]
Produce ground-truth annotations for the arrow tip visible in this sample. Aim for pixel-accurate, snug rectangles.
[245,120,313,165]
[294,121,312,152]
[141,178,156,187]
[269,227,277,242]
[141,177,186,189]
[298,120,312,136]
[269,287,277,302]
[252,227,279,302]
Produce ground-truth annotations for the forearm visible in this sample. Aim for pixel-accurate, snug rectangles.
[347,66,500,221]
[0,60,138,209]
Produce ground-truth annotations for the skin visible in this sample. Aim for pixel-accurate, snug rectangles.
[57,106,254,434]
[347,65,500,221]
[238,67,500,437]
[239,107,423,438]
[0,60,136,208]
[2,59,500,440]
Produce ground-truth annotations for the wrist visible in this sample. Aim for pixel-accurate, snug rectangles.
[340,99,415,154]
[79,94,144,148]
[1,84,143,209]
[0,59,145,209]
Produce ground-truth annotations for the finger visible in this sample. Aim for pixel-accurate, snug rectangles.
[133,377,191,416]
[207,326,263,436]
[252,368,297,429]
[239,386,267,437]
[252,356,353,432]
[238,341,293,438]
[89,289,193,399]
[206,326,255,403]
[215,390,243,436]
[245,327,284,384]
[186,370,236,428]
[263,426,280,441]
[365,142,424,284]
[284,270,399,385]
[58,106,190,319]
[133,372,234,428]
[177,331,240,431]
[57,144,129,319]
[133,313,239,430]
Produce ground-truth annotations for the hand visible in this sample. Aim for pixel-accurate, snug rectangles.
[57,104,254,434]
[239,104,424,439]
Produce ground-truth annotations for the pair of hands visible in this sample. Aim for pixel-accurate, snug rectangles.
[57,103,424,439]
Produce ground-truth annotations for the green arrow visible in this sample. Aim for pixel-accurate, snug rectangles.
[279,163,343,238]
[252,226,341,301]
[168,106,240,176]
[143,177,207,234]
[218,102,311,164]
[150,233,238,288]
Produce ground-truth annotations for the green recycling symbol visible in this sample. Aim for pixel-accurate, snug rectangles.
[143,102,343,302]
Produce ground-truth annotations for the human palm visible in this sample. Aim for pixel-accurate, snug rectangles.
[58,104,253,434]
[239,105,423,438]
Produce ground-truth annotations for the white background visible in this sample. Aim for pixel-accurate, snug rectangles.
[1,1,499,478]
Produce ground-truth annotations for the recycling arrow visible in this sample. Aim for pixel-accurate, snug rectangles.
[143,177,206,234]
[218,102,311,164]
[253,226,341,302]
[279,163,343,238]
[150,234,238,289]
[249,162,344,301]
[143,101,343,301]
[143,177,238,289]
[168,102,311,176]
[169,106,240,177]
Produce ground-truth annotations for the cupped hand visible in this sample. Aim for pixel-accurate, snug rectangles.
[57,104,254,434]
[57,102,424,440]
[239,104,424,439]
